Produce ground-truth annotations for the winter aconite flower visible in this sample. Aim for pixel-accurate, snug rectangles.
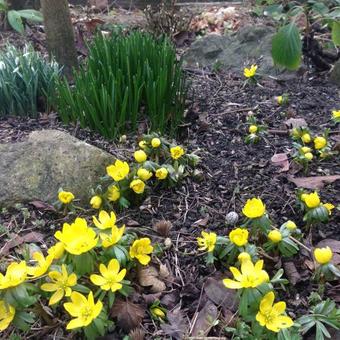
[137,168,153,181]
[305,152,313,160]
[314,247,333,265]
[55,218,98,255]
[170,146,185,160]
[323,203,335,215]
[48,242,65,260]
[277,96,283,105]
[238,252,251,263]
[0,300,15,331]
[301,146,311,153]
[93,210,117,230]
[223,259,269,289]
[130,179,145,194]
[90,259,126,292]
[100,225,125,248]
[155,167,168,180]
[0,261,27,289]
[197,231,217,252]
[268,230,282,243]
[244,64,257,78]
[150,306,166,320]
[151,138,161,148]
[129,238,153,265]
[41,265,77,305]
[134,150,147,163]
[285,220,296,231]
[314,136,327,150]
[63,291,102,329]
[249,125,258,133]
[27,252,54,278]
[301,133,311,143]
[256,291,294,332]
[58,191,75,204]
[303,192,320,208]
[139,140,147,149]
[107,185,120,202]
[333,110,340,118]
[106,160,130,182]
[229,228,249,247]
[90,196,102,209]
[242,198,266,219]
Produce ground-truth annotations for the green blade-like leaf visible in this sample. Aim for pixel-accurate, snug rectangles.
[332,21,340,46]
[7,10,25,33]
[17,9,43,22]
[271,23,302,70]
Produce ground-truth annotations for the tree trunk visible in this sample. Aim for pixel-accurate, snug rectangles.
[40,0,78,78]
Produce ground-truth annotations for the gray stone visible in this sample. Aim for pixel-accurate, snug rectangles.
[330,59,340,86]
[0,130,115,207]
[183,25,281,75]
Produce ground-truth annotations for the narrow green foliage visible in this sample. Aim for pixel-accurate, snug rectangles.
[0,45,61,118]
[56,32,186,139]
[331,21,340,45]
[271,23,302,70]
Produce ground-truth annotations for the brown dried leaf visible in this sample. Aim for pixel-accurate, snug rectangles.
[29,200,56,211]
[138,266,166,293]
[111,299,144,332]
[283,262,301,286]
[288,175,340,189]
[191,301,218,337]
[159,263,171,279]
[0,232,44,256]
[153,220,172,237]
[128,328,145,340]
[271,153,289,172]
[161,305,188,340]
[285,118,307,129]
[193,215,209,227]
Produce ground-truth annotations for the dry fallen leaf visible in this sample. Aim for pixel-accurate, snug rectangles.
[288,175,340,189]
[191,300,218,337]
[193,215,209,227]
[138,265,166,293]
[153,220,172,237]
[271,153,290,172]
[283,262,301,286]
[161,305,188,340]
[284,117,307,129]
[111,299,144,332]
[128,328,145,340]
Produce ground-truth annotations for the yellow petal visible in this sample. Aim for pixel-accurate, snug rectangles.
[276,315,294,329]
[110,283,123,292]
[137,254,150,265]
[70,291,87,306]
[90,274,107,287]
[64,303,80,317]
[222,279,243,289]
[49,289,64,305]
[67,273,77,286]
[108,259,120,274]
[260,292,274,314]
[93,300,103,319]
[272,301,286,315]
[41,283,58,292]
[66,317,84,330]
[256,312,266,326]
[229,267,242,281]
[116,269,127,282]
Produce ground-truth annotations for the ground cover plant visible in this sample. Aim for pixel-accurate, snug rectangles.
[57,31,187,139]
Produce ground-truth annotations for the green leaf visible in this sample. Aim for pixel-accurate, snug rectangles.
[271,23,302,70]
[7,10,25,34]
[332,21,340,46]
[16,9,43,22]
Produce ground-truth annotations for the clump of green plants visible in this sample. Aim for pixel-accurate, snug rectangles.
[0,0,43,33]
[0,44,61,117]
[57,32,187,139]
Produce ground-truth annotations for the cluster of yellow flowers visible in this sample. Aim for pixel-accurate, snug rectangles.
[0,210,154,334]
[245,115,267,144]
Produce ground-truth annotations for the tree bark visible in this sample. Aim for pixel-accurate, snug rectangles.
[40,0,78,78]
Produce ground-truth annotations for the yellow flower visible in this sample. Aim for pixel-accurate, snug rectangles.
[129,238,153,265]
[27,252,54,278]
[244,64,257,78]
[277,96,283,105]
[197,231,217,252]
[268,230,282,243]
[155,167,168,180]
[0,300,15,331]
[151,138,161,148]
[137,168,153,181]
[41,265,77,305]
[150,306,166,320]
[332,110,340,119]
[0,261,27,289]
[304,191,320,208]
[249,125,258,134]
[256,291,294,332]
[63,291,102,330]
[134,150,147,163]
[242,198,266,218]
[48,242,65,260]
[314,136,327,150]
[139,140,147,149]
[90,259,126,292]
[301,133,311,143]
[229,228,249,247]
[301,146,311,153]
[304,152,313,160]
[100,225,125,248]
[107,185,120,202]
[170,146,185,160]
[322,203,335,215]
[90,196,102,209]
[223,259,269,289]
[106,160,130,182]
[314,247,333,265]
[93,210,117,230]
[55,218,98,255]
[130,179,145,194]
[58,191,75,204]
[238,252,251,263]
[285,220,296,231]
